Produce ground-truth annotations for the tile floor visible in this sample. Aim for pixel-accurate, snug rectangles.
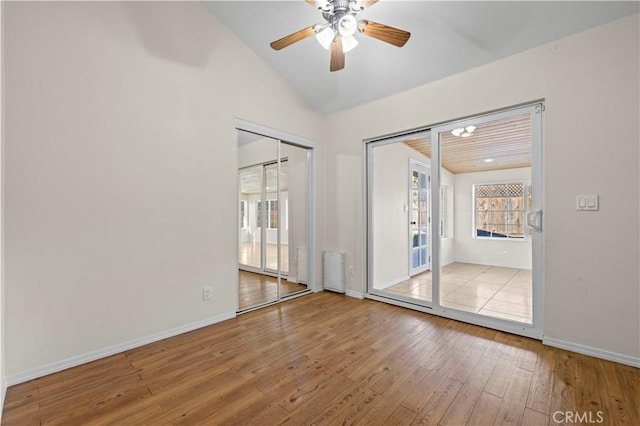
[384,262,532,323]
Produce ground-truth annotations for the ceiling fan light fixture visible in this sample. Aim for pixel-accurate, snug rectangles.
[270,0,410,72]
[342,35,359,53]
[315,26,335,50]
[451,125,477,137]
[338,14,358,37]
[313,0,332,12]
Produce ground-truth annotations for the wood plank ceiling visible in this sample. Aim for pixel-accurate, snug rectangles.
[404,113,531,174]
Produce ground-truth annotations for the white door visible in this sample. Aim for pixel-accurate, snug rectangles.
[409,161,430,276]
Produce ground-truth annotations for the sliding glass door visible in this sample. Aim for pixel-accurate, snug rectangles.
[367,103,544,337]
[368,131,434,306]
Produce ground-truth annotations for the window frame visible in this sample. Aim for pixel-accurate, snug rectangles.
[240,200,248,229]
[266,199,278,230]
[472,181,531,241]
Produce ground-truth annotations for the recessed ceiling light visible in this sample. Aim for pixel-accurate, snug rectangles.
[484,158,495,163]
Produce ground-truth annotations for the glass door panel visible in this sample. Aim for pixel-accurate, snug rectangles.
[279,142,310,297]
[368,132,432,306]
[237,131,279,310]
[264,162,280,274]
[432,106,540,328]
[239,165,263,270]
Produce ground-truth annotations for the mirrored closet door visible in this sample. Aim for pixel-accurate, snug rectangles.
[237,130,310,311]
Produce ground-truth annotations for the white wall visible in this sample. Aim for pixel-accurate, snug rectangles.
[372,143,454,288]
[454,168,532,269]
[3,2,322,380]
[324,15,639,362]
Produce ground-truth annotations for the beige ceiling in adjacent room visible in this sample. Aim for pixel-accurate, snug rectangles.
[405,113,531,174]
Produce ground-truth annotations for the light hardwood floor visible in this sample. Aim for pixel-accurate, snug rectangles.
[239,270,307,310]
[385,262,533,323]
[3,293,638,425]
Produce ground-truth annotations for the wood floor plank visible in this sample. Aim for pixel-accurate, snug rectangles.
[411,377,463,425]
[549,350,577,425]
[439,383,483,426]
[402,347,465,413]
[574,353,603,415]
[356,365,429,425]
[466,391,502,425]
[385,405,418,425]
[613,363,640,425]
[2,292,637,426]
[522,407,549,425]
[494,400,526,425]
[526,346,556,415]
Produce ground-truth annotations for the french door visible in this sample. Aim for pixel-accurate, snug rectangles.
[367,103,544,338]
[409,161,430,276]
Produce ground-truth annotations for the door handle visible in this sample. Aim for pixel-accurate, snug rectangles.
[526,210,542,232]
[411,221,416,225]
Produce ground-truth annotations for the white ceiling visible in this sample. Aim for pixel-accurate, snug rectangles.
[204,1,638,114]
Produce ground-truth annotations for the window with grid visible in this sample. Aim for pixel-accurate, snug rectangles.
[257,200,279,229]
[240,200,248,229]
[267,200,278,229]
[256,201,262,228]
[474,182,531,239]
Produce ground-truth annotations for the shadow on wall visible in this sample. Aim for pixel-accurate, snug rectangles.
[122,2,218,68]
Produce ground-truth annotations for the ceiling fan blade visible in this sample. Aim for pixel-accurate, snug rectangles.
[270,26,316,50]
[330,37,345,72]
[358,0,379,9]
[359,20,411,47]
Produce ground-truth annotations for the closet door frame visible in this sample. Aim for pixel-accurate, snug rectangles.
[235,119,318,308]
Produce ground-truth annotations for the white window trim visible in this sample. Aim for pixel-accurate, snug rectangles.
[240,200,248,230]
[472,181,531,241]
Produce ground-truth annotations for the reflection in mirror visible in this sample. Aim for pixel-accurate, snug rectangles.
[238,130,279,310]
[237,130,310,311]
[279,142,309,298]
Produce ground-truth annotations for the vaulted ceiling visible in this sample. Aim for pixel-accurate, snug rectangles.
[204,1,638,114]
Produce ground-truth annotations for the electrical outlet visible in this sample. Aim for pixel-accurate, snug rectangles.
[202,286,212,301]
[348,265,354,276]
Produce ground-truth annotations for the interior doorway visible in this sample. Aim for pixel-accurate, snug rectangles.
[236,125,314,312]
[366,103,544,338]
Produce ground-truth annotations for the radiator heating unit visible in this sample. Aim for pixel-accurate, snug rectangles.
[323,251,346,293]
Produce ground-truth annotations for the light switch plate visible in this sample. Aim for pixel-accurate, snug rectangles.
[576,195,599,211]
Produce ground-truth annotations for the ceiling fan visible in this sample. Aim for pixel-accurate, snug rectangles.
[270,0,411,72]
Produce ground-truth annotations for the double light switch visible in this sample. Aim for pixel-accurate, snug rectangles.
[576,194,599,211]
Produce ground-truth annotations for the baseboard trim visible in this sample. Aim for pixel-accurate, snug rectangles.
[6,311,237,387]
[346,289,364,299]
[543,337,640,368]
[376,275,410,290]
